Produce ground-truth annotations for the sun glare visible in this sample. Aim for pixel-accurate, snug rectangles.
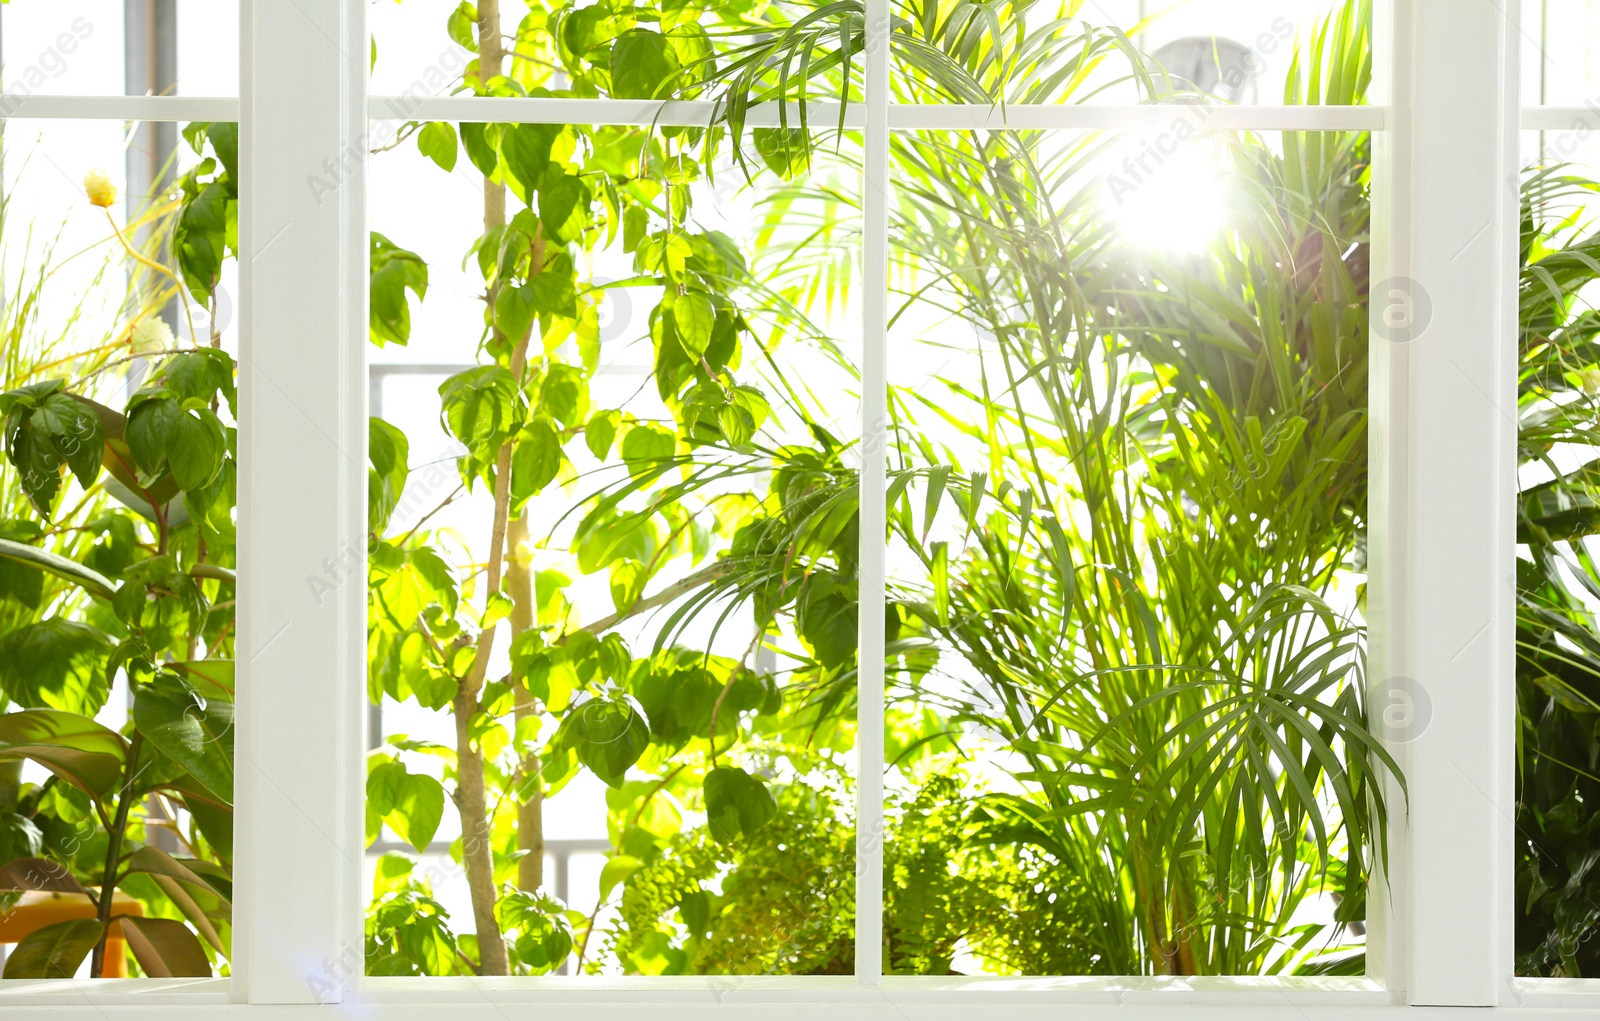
[1108,134,1231,252]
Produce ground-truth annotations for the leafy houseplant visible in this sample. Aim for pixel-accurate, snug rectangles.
[357,0,1404,980]
[0,124,239,978]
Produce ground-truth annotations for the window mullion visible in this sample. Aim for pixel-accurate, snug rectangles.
[236,0,363,1003]
[1375,0,1520,1004]
[855,0,891,987]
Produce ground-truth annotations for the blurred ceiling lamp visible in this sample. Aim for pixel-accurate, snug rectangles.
[1150,36,1260,104]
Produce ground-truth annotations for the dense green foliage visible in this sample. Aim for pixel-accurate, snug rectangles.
[354,0,1403,980]
[1514,167,1600,977]
[2,0,1597,985]
[0,124,238,978]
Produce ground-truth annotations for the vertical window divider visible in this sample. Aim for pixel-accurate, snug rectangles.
[1374,0,1521,1005]
[855,0,891,987]
[236,0,362,1003]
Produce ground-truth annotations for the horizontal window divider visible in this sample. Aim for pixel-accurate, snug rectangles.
[1510,980,1600,1010]
[350,974,1392,1005]
[1520,106,1600,130]
[365,837,611,854]
[0,978,231,1006]
[0,94,239,121]
[886,103,1386,131]
[369,96,1385,132]
[369,96,860,128]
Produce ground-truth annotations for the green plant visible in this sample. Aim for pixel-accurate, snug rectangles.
[361,0,1401,979]
[1513,166,1600,977]
[0,126,238,979]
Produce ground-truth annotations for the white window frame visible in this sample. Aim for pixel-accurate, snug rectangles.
[0,0,1588,1013]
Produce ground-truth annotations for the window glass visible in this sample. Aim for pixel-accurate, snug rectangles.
[1524,0,1600,107]
[365,110,863,975]
[0,117,239,979]
[0,1,237,97]
[370,0,851,107]
[1514,133,1600,979]
[883,121,1377,977]
[894,0,1368,107]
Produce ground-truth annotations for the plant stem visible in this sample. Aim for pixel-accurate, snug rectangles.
[90,732,141,978]
[506,514,545,894]
[570,561,729,639]
[102,208,199,348]
[448,0,518,974]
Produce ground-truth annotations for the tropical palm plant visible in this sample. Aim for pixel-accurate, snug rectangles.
[686,0,1396,976]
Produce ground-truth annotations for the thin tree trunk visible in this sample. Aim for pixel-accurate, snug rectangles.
[475,0,547,899]
[506,515,545,894]
[450,0,515,975]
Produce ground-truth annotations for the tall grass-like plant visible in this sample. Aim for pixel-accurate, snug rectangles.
[701,0,1394,975]
[1514,166,1600,977]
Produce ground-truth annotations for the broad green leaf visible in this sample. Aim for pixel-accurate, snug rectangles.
[28,392,104,490]
[417,121,458,172]
[369,416,410,535]
[598,854,643,901]
[166,407,227,492]
[619,423,676,481]
[173,179,229,305]
[460,122,499,177]
[170,665,233,704]
[132,678,234,804]
[704,766,777,845]
[367,759,445,853]
[529,256,578,318]
[796,576,857,670]
[125,395,182,480]
[566,696,650,788]
[370,233,429,346]
[446,1,476,48]
[0,618,114,715]
[0,709,126,799]
[610,29,679,100]
[607,558,646,614]
[2,918,102,979]
[117,915,212,977]
[183,791,234,861]
[671,291,715,358]
[501,122,559,199]
[585,409,620,460]
[537,171,591,243]
[494,282,537,343]
[160,349,236,412]
[1,381,105,513]
[511,418,564,506]
[439,365,519,455]
[538,363,587,427]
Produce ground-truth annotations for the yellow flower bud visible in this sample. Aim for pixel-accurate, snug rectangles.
[84,168,117,208]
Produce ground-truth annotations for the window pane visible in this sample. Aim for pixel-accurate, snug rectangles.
[0,119,238,978]
[884,121,1377,975]
[894,0,1368,107]
[0,1,237,97]
[365,114,863,976]
[1524,0,1600,107]
[370,0,850,106]
[1514,135,1600,978]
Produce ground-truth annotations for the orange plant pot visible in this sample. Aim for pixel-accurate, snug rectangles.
[0,891,144,978]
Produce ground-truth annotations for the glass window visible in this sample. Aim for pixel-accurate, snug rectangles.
[0,117,239,979]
